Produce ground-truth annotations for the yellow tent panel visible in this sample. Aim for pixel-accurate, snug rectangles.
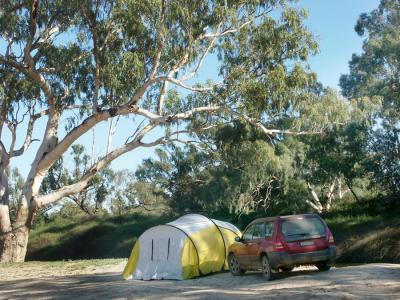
[122,240,140,279]
[181,238,199,279]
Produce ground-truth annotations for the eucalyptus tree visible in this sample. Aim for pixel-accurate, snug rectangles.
[0,0,333,262]
[340,0,400,123]
[340,0,400,199]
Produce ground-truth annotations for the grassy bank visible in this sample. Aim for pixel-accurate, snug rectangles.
[323,201,400,263]
[27,201,400,263]
[27,213,174,261]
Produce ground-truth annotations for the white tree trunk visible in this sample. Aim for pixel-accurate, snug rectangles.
[0,204,12,262]
[0,149,13,262]
[337,178,349,200]
[11,198,31,262]
[306,183,323,213]
[325,180,336,212]
[306,180,338,213]
[106,117,118,155]
[4,111,62,262]
[91,128,96,166]
[305,199,323,213]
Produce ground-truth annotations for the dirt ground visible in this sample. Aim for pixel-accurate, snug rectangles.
[1,261,399,299]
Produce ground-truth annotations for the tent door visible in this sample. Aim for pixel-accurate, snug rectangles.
[152,238,171,262]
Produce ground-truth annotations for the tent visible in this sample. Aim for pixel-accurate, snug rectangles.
[122,214,241,280]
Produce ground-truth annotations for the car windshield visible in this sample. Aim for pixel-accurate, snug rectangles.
[281,216,326,242]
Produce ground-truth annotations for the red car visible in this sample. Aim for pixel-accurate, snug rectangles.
[228,213,336,280]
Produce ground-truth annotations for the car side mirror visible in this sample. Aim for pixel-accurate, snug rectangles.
[234,236,242,243]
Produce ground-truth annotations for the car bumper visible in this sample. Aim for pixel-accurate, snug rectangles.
[268,246,337,269]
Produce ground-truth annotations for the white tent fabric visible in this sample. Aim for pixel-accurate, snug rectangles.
[133,225,186,280]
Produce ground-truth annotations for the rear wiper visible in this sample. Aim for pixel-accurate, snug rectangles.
[287,233,309,236]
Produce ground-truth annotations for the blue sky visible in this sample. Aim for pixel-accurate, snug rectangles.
[4,0,380,177]
[301,0,379,88]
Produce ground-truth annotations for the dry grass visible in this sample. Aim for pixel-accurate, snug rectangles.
[0,258,126,281]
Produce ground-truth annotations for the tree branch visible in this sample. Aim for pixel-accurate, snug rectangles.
[36,106,132,172]
[136,105,221,123]
[156,76,216,92]
[228,109,324,136]
[106,117,119,155]
[6,121,17,156]
[5,105,83,158]
[156,81,168,115]
[166,15,255,78]
[34,123,157,208]
[149,0,166,80]
[181,31,219,82]
[10,112,36,157]
[204,20,252,38]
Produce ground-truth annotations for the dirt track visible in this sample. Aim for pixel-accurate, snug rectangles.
[1,263,399,299]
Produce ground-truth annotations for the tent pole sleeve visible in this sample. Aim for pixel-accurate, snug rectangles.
[167,238,170,260]
[151,239,154,261]
[202,216,227,271]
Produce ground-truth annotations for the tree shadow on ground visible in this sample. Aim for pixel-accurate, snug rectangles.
[2,266,399,300]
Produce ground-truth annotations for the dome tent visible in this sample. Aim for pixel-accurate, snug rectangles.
[122,214,241,280]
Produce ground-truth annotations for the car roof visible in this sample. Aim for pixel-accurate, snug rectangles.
[247,213,319,227]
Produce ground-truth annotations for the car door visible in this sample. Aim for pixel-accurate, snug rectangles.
[247,223,266,267]
[236,224,255,266]
[262,221,276,253]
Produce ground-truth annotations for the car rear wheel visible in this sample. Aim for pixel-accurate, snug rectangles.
[280,266,294,272]
[229,254,244,276]
[261,255,274,281]
[316,262,331,271]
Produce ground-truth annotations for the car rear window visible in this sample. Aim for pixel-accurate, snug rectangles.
[281,216,326,242]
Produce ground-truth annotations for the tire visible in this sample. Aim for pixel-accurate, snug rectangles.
[229,254,244,276]
[316,262,331,271]
[261,255,274,281]
[280,266,294,272]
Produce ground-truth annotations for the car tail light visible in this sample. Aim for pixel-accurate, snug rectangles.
[273,238,286,252]
[327,231,335,245]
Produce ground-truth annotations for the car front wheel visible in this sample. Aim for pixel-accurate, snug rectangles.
[261,255,274,281]
[229,254,244,276]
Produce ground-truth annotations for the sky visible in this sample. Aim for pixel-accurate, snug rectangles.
[301,0,379,88]
[4,0,380,178]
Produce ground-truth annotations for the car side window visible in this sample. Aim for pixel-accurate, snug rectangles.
[265,221,274,238]
[242,225,255,241]
[252,223,265,239]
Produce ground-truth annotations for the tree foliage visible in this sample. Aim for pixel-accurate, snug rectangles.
[136,121,312,217]
[340,0,400,123]
[340,0,400,199]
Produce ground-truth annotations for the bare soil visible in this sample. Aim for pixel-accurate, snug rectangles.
[1,261,399,299]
